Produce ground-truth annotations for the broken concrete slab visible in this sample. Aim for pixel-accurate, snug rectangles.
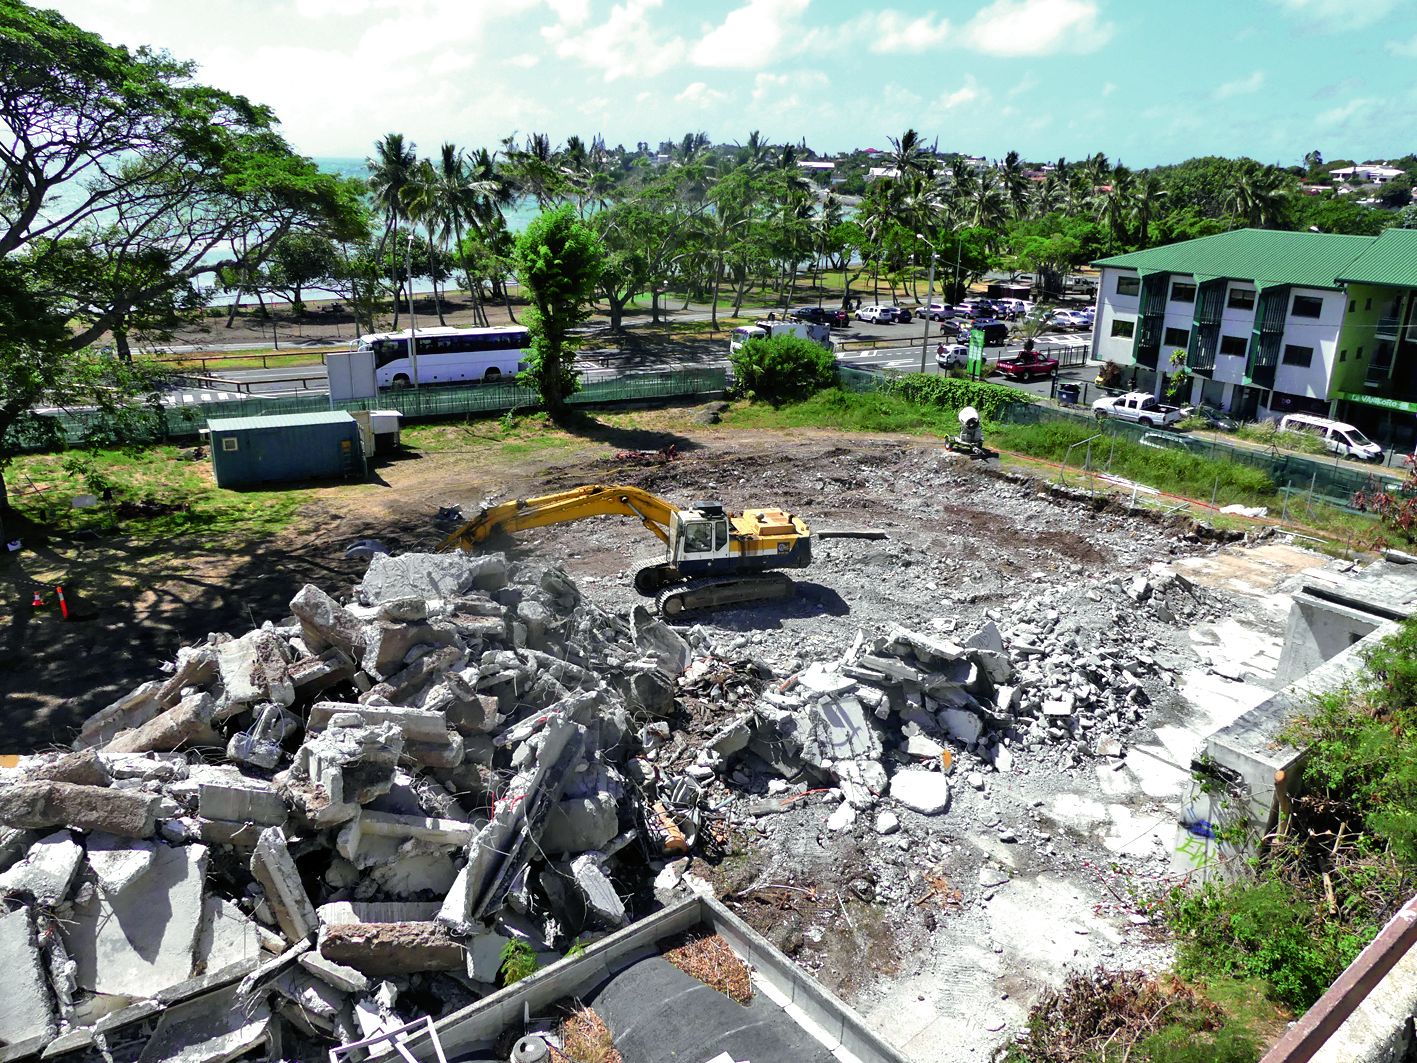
[939,706,986,746]
[66,841,209,998]
[290,584,367,657]
[359,551,508,604]
[889,771,952,815]
[570,853,626,928]
[316,901,441,926]
[630,605,690,675]
[135,981,270,1063]
[250,827,317,944]
[799,693,882,768]
[0,907,56,1045]
[464,931,510,984]
[368,850,458,897]
[0,829,83,905]
[217,630,294,708]
[85,834,158,895]
[287,721,403,825]
[335,809,477,866]
[307,702,451,743]
[0,781,158,838]
[196,896,262,975]
[198,779,287,827]
[103,691,219,755]
[319,921,464,976]
[540,793,620,857]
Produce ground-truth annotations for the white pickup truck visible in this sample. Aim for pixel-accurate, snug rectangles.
[1091,392,1188,427]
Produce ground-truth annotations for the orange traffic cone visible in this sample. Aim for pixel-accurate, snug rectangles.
[55,585,69,620]
[30,591,43,608]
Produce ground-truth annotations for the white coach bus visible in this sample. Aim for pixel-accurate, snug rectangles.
[353,325,530,388]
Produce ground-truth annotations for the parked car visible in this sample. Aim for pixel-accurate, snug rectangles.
[790,306,829,325]
[971,319,1010,346]
[825,307,850,328]
[1194,403,1238,431]
[995,349,1058,382]
[1278,413,1384,461]
[994,298,1033,319]
[919,302,955,320]
[1049,309,1090,330]
[932,318,965,338]
[856,304,899,323]
[935,343,969,369]
[892,305,914,323]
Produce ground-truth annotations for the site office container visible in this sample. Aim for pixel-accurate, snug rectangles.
[207,411,366,488]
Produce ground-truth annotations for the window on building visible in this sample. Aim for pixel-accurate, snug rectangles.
[1340,349,1348,362]
[1365,297,1372,311]
[1228,287,1256,310]
[1164,327,1190,347]
[1170,282,1196,303]
[1282,344,1314,367]
[1349,299,1356,313]
[222,437,239,452]
[1218,335,1248,357]
[1292,295,1324,318]
[1111,318,1136,338]
[1358,346,1365,359]
[1115,274,1140,297]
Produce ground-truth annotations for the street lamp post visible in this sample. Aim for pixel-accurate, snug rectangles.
[916,233,936,374]
[405,233,420,388]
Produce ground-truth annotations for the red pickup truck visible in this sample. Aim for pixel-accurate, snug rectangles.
[995,349,1058,381]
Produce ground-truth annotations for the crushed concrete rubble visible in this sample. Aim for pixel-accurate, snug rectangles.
[0,541,1214,1060]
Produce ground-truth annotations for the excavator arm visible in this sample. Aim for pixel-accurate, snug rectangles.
[437,484,681,553]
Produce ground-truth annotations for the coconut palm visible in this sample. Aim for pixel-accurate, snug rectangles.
[1130,171,1167,248]
[366,131,418,325]
[1226,166,1290,228]
[884,128,934,184]
[1095,164,1135,249]
[1000,150,1031,217]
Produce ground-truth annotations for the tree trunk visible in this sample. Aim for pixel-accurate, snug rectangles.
[608,295,627,330]
[114,327,132,363]
[650,289,662,324]
[710,257,723,329]
[501,282,518,324]
[225,288,242,328]
[429,235,446,326]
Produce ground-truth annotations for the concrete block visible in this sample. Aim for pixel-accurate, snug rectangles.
[0,781,158,838]
[541,793,620,857]
[288,647,355,695]
[335,809,477,866]
[22,749,111,788]
[217,630,294,707]
[319,921,464,976]
[308,702,450,743]
[74,681,162,750]
[316,901,441,926]
[0,907,56,1044]
[630,605,690,675]
[361,620,459,681]
[195,896,261,975]
[570,854,626,927]
[368,850,458,897]
[86,834,158,895]
[104,693,218,755]
[197,780,287,827]
[465,931,510,983]
[289,584,366,656]
[939,706,985,746]
[889,771,951,815]
[102,752,189,783]
[360,551,507,603]
[0,829,82,905]
[298,951,369,993]
[66,841,208,997]
[250,827,317,944]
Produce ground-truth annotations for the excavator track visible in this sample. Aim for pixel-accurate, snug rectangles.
[654,573,795,617]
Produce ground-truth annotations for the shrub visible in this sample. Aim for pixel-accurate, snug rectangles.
[882,373,1033,421]
[498,939,538,986]
[729,334,837,405]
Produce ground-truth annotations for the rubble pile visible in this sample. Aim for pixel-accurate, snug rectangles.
[0,552,705,1061]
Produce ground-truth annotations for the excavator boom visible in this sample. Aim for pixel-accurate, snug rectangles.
[437,484,680,553]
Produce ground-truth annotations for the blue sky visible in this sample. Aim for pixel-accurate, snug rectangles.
[44,0,1417,166]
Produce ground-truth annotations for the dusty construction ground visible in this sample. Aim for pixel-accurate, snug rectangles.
[1,421,1322,1060]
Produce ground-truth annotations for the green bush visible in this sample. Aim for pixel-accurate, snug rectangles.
[498,939,538,986]
[729,335,836,405]
[883,373,1033,421]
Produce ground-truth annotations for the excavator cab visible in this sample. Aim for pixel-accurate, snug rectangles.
[670,504,732,564]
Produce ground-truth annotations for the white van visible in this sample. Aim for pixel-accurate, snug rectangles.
[1278,414,1384,462]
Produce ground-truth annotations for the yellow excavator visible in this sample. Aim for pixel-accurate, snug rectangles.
[437,484,816,616]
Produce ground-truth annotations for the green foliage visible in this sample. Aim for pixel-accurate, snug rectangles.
[1288,195,1393,237]
[499,939,538,986]
[514,205,605,415]
[728,334,836,405]
[1165,879,1364,1010]
[883,374,1033,421]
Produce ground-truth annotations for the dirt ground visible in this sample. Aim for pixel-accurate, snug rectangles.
[1,417,1324,1060]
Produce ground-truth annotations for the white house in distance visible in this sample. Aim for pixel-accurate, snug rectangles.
[1329,164,1405,184]
[1089,229,1366,421]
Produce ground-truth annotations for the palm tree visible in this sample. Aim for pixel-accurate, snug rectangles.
[1130,172,1167,248]
[366,132,418,326]
[404,159,448,325]
[1000,150,1030,217]
[429,143,501,327]
[1226,166,1290,228]
[884,128,933,184]
[1096,164,1135,249]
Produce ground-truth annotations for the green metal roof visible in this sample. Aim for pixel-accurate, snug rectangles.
[208,410,355,432]
[1334,228,1417,288]
[1092,229,1375,291]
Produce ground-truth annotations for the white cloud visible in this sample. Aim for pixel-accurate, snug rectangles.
[1101,81,1117,96]
[749,70,828,114]
[692,0,810,69]
[932,75,985,111]
[846,9,952,54]
[962,0,1113,56]
[1213,70,1265,99]
[1317,97,1376,127]
[541,0,686,81]
[506,53,541,68]
[675,81,730,108]
[1007,74,1038,97]
[1269,0,1395,31]
[544,0,591,25]
[1387,33,1417,57]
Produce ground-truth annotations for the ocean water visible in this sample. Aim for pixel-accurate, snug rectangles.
[317,156,542,232]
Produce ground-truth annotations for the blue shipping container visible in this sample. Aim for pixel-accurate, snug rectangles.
[208,411,366,488]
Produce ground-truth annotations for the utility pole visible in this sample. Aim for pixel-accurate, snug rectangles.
[405,233,420,388]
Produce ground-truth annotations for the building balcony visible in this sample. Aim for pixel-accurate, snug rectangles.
[1375,317,1401,340]
[1365,362,1394,388]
